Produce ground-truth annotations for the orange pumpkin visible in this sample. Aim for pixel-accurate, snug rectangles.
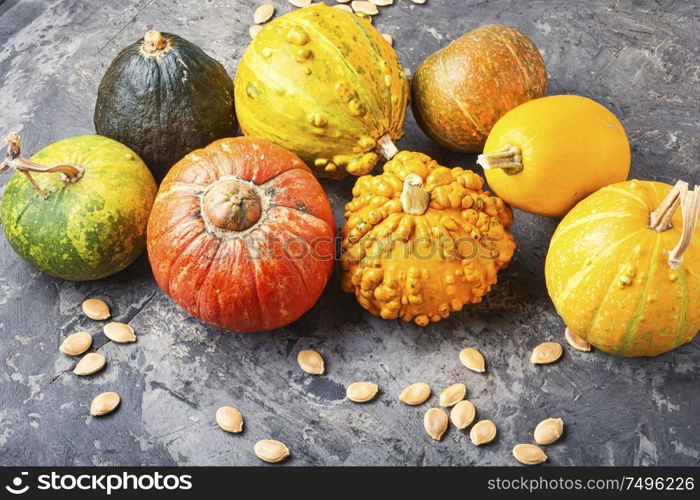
[340,151,516,325]
[545,180,700,356]
[411,24,547,152]
[147,137,336,332]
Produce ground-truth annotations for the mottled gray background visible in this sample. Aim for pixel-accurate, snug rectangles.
[0,0,698,466]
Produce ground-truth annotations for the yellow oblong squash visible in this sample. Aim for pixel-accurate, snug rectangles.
[234,3,410,179]
[478,95,631,217]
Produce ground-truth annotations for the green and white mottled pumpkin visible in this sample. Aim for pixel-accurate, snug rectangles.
[234,2,410,178]
[1,135,157,281]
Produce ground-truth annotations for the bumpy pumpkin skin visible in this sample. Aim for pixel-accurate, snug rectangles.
[147,137,336,333]
[1,135,157,281]
[481,95,630,217]
[235,3,410,179]
[411,24,547,152]
[340,151,516,325]
[545,181,700,357]
[94,31,237,181]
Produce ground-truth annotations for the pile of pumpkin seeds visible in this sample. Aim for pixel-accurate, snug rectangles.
[249,0,428,45]
[57,298,140,417]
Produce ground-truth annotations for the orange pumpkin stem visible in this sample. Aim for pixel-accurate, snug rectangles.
[476,144,523,175]
[0,133,85,200]
[141,30,169,55]
[400,173,430,215]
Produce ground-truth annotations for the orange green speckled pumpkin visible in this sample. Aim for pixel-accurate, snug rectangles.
[234,2,409,179]
[340,151,516,325]
[411,24,547,153]
[545,180,700,357]
[0,134,156,281]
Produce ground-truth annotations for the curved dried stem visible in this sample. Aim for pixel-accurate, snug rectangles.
[649,180,686,232]
[669,184,700,269]
[0,133,84,199]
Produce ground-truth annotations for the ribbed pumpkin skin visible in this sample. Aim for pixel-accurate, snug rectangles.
[147,137,336,333]
[235,3,409,179]
[340,151,516,326]
[94,32,237,181]
[545,181,700,357]
[411,25,546,152]
[1,135,157,281]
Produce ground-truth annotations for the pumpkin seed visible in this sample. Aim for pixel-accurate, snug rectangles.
[470,419,497,445]
[398,382,431,405]
[370,0,393,6]
[531,342,563,364]
[513,444,548,465]
[346,381,378,403]
[381,33,393,46]
[90,391,120,416]
[351,1,379,15]
[74,353,106,376]
[439,383,466,407]
[459,347,486,373]
[216,406,244,433]
[334,4,353,12]
[249,25,263,39]
[423,408,448,441]
[337,0,351,3]
[59,331,92,356]
[410,0,426,4]
[254,4,275,24]
[288,0,312,7]
[82,298,110,320]
[565,327,592,352]
[534,417,564,445]
[103,322,136,343]
[254,439,290,463]
[450,400,476,430]
[297,349,325,375]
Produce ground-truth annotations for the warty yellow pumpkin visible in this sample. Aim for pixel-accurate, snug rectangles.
[340,151,516,325]
[477,95,630,217]
[545,180,700,357]
[235,3,409,179]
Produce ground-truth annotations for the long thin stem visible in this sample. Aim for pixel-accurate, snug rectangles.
[1,133,84,199]
[669,185,700,269]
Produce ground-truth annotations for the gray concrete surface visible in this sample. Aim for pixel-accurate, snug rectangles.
[0,0,698,466]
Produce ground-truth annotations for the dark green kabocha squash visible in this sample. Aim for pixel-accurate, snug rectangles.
[94,30,237,181]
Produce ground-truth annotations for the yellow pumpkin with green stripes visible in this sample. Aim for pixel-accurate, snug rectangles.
[545,180,700,357]
[1,134,157,281]
[234,2,409,178]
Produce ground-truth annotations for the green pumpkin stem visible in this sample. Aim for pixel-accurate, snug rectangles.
[400,174,430,215]
[476,144,523,175]
[0,133,85,200]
